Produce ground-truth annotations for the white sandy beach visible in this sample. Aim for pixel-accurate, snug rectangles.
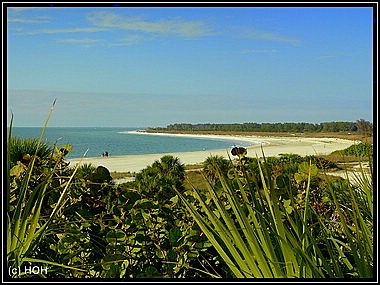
[67,132,359,173]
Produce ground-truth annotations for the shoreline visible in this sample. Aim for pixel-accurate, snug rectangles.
[67,132,359,173]
[124,129,273,145]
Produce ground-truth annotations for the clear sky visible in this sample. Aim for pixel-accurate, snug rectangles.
[6,4,374,127]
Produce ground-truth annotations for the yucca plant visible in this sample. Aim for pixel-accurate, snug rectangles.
[322,157,373,278]
[7,100,88,278]
[175,148,373,278]
[176,155,316,277]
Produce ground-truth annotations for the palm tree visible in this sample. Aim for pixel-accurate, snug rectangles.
[8,136,52,167]
[152,155,185,182]
[203,155,231,187]
[136,155,185,200]
[135,167,159,192]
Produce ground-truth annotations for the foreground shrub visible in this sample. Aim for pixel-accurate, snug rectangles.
[176,148,373,278]
[7,102,87,278]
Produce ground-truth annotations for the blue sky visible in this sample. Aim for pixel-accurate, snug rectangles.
[6,5,374,127]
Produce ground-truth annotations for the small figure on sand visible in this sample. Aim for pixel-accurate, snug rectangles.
[102,151,109,157]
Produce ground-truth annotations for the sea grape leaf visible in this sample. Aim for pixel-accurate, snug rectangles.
[106,229,126,244]
[169,228,182,246]
[10,162,26,177]
[283,199,293,214]
[101,254,128,270]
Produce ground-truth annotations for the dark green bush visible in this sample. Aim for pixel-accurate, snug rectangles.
[333,142,373,157]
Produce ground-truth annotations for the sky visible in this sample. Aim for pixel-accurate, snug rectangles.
[5,4,374,127]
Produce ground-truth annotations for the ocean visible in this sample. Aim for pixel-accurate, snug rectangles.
[9,127,251,159]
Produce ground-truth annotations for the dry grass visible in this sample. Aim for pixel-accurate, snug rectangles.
[110,171,136,179]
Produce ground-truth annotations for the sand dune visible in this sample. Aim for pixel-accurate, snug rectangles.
[67,132,358,173]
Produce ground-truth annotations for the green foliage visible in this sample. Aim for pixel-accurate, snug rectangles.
[177,156,314,277]
[40,161,120,277]
[90,166,113,183]
[304,155,339,169]
[202,155,232,187]
[294,162,319,185]
[355,119,373,135]
[97,189,216,278]
[8,136,52,168]
[43,153,225,278]
[7,102,88,278]
[75,163,97,180]
[324,165,373,277]
[333,142,373,158]
[134,155,185,201]
[177,149,373,278]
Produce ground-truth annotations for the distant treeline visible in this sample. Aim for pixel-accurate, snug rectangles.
[148,119,373,134]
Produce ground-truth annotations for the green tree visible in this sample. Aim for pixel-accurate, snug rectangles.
[356,119,373,136]
[203,155,231,187]
[135,155,185,201]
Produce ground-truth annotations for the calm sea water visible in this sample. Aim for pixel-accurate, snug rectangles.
[9,127,251,159]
